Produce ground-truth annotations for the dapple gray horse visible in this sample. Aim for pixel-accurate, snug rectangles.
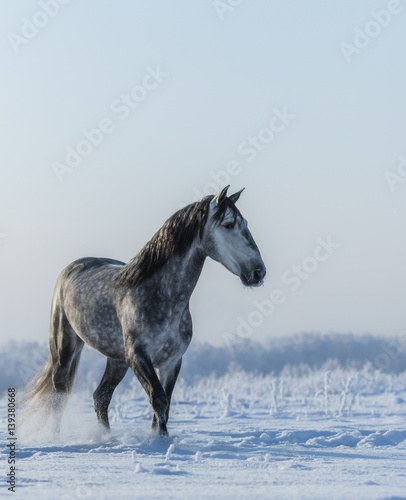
[23,186,266,436]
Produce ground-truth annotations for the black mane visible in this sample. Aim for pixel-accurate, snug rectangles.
[117,195,240,287]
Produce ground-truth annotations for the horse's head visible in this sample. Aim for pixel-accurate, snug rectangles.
[202,186,266,287]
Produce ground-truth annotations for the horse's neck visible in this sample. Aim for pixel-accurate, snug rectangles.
[148,242,206,306]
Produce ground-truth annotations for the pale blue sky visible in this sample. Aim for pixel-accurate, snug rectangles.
[1,0,405,345]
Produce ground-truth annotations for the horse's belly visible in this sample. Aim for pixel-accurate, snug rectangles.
[65,300,126,359]
[75,322,126,360]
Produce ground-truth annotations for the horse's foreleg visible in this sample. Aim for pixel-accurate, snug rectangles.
[93,358,128,430]
[153,358,182,431]
[125,344,168,435]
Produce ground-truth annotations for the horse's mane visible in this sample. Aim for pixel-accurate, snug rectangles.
[116,195,240,287]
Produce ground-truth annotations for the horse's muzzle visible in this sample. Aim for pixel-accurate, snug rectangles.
[241,264,266,287]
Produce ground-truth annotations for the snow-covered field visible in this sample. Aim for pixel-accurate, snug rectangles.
[1,334,406,499]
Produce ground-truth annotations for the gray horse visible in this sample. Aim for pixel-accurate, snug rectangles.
[23,186,266,436]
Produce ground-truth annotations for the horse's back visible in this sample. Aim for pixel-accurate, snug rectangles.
[55,257,124,291]
[61,256,125,277]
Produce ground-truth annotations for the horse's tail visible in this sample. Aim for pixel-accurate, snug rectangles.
[19,282,84,435]
[19,354,55,408]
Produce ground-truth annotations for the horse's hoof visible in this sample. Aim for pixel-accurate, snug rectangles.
[151,424,168,437]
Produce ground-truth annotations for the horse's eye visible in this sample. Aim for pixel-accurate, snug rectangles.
[223,223,234,230]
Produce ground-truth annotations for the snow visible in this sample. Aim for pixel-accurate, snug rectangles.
[1,334,406,499]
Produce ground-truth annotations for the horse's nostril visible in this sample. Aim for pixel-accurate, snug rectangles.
[253,269,263,281]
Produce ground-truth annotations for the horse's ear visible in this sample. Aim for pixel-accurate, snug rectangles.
[229,188,245,204]
[212,185,230,205]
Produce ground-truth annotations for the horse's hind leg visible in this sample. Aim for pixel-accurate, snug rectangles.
[49,311,84,438]
[93,358,128,430]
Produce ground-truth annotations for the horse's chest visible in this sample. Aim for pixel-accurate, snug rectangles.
[147,324,191,367]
